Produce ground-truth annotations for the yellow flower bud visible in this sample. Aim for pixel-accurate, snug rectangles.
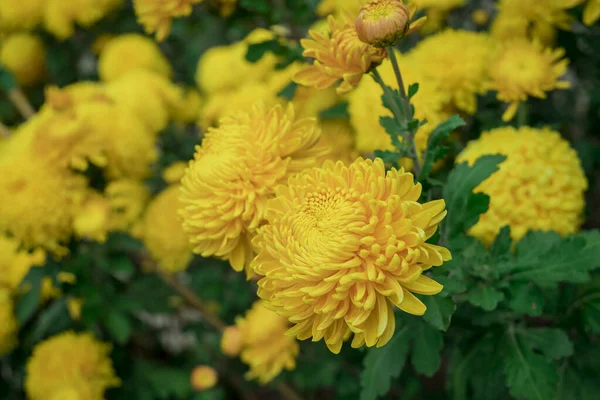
[220,326,242,356]
[190,366,218,391]
[355,0,411,48]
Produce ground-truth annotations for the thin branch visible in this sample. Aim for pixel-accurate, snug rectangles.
[278,383,304,400]
[8,89,35,119]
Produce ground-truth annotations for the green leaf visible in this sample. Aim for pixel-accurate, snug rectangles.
[379,116,403,148]
[504,331,559,400]
[319,102,349,119]
[24,298,70,347]
[466,285,505,311]
[278,81,297,100]
[245,39,279,62]
[421,295,456,331]
[507,283,544,316]
[134,360,193,399]
[240,0,271,13]
[0,66,17,90]
[104,311,132,345]
[411,322,443,377]
[516,328,573,360]
[443,155,505,237]
[492,226,512,257]
[360,327,411,400]
[408,83,419,99]
[15,267,45,324]
[420,115,466,179]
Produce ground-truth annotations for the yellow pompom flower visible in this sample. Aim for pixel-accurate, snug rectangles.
[190,365,218,391]
[293,14,387,94]
[134,0,202,41]
[105,179,151,232]
[252,158,451,353]
[225,301,299,384]
[43,0,123,40]
[141,185,192,273]
[348,53,450,154]
[457,126,587,244]
[25,331,120,400]
[0,33,46,87]
[0,235,46,292]
[98,34,172,82]
[407,29,493,114]
[0,289,18,356]
[0,0,44,31]
[180,103,327,276]
[584,0,600,25]
[489,40,570,122]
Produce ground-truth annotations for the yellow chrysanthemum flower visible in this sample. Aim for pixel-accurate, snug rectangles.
[141,185,192,273]
[25,332,120,400]
[223,301,299,384]
[407,29,492,114]
[584,0,600,25]
[0,235,46,292]
[0,33,46,87]
[489,39,570,122]
[43,0,123,40]
[190,365,218,391]
[134,0,203,41]
[180,103,327,276]
[0,289,18,356]
[0,0,44,31]
[99,34,172,82]
[252,158,451,353]
[348,53,450,154]
[105,179,150,232]
[107,69,183,134]
[293,14,387,94]
[457,126,587,244]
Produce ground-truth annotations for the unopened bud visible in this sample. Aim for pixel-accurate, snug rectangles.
[220,326,243,356]
[355,0,411,48]
[190,365,218,392]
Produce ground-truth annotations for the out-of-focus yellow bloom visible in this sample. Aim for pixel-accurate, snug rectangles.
[0,33,46,87]
[43,0,123,40]
[348,53,450,154]
[0,235,45,292]
[407,29,492,114]
[105,179,150,232]
[134,0,202,41]
[142,185,192,273]
[173,88,203,123]
[317,120,358,166]
[0,289,17,356]
[190,366,218,391]
[221,326,243,356]
[73,192,111,243]
[225,301,299,384]
[0,0,44,31]
[457,126,587,244]
[99,34,172,82]
[293,86,340,119]
[67,297,83,320]
[294,15,387,94]
[253,158,450,353]
[489,40,570,122]
[317,0,369,18]
[25,332,120,400]
[180,103,327,276]
[355,0,426,48]
[584,0,600,25]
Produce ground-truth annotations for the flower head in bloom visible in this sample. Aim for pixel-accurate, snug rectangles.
[355,0,426,48]
[293,14,387,94]
[348,52,450,154]
[25,332,120,400]
[99,34,172,82]
[457,126,587,244]
[0,33,46,87]
[584,0,600,25]
[489,40,570,122]
[0,235,46,292]
[190,366,218,391]
[407,29,493,114]
[141,185,192,273]
[134,0,202,41]
[252,158,451,353]
[223,301,299,384]
[180,103,327,276]
[0,289,18,356]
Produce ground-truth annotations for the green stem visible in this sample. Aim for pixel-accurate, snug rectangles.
[517,102,529,127]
